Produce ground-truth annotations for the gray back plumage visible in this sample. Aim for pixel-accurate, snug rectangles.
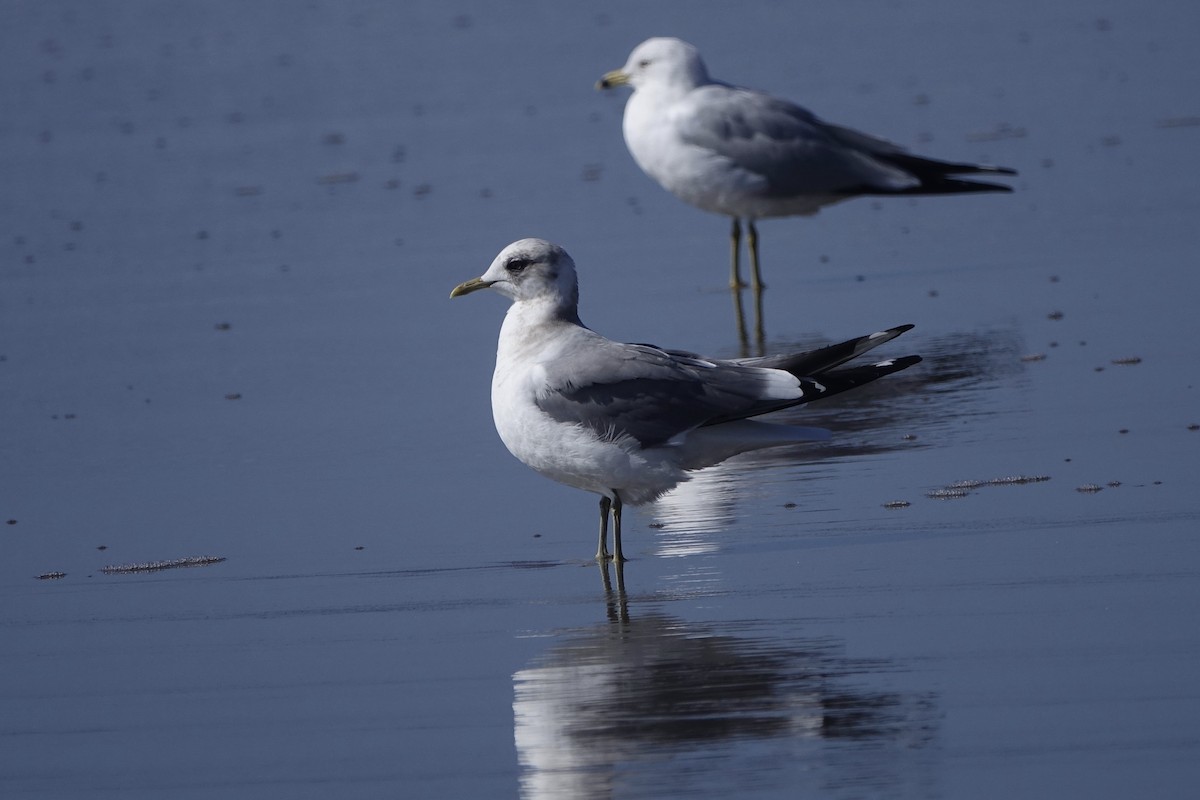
[533,333,801,448]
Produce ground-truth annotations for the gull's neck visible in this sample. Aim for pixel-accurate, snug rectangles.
[498,295,585,358]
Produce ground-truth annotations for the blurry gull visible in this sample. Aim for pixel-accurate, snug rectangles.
[450,238,920,563]
[598,37,1016,290]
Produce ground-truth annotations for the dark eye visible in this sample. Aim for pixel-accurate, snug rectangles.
[506,257,531,274]
[638,59,651,68]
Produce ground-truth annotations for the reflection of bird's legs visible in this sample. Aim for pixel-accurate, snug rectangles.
[599,558,629,622]
[611,492,626,563]
[732,280,750,356]
[729,218,745,289]
[751,280,766,357]
[596,496,611,561]
[748,219,765,292]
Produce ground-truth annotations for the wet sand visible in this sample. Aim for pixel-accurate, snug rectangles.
[3,2,1199,798]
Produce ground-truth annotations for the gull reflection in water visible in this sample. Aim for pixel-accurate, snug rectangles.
[649,466,741,555]
[513,565,937,799]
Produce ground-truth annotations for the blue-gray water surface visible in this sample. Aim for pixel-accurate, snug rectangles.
[3,2,1199,798]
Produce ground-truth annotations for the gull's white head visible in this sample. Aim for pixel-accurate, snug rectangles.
[450,238,580,315]
[598,37,710,94]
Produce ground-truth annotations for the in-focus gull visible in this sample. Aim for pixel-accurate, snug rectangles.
[450,238,921,563]
[598,37,1017,290]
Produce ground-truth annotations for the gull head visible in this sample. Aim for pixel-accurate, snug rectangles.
[597,37,709,93]
[450,238,580,312]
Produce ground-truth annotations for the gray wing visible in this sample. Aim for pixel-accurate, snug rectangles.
[676,84,915,195]
[533,338,800,448]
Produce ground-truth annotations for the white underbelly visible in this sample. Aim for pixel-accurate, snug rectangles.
[491,374,685,504]
[632,140,835,219]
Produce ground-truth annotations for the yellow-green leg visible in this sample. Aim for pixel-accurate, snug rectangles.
[596,496,611,561]
[596,493,627,562]
[729,218,745,290]
[610,493,626,563]
[748,220,765,292]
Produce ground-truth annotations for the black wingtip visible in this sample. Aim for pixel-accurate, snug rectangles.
[864,150,1018,194]
[795,352,921,404]
[887,354,923,369]
[741,323,918,377]
[861,354,922,375]
[920,177,1015,195]
[860,323,915,350]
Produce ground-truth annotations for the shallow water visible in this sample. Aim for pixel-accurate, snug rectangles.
[3,2,1199,798]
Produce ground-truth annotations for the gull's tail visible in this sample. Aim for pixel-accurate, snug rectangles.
[700,327,922,428]
[825,122,1016,196]
[735,324,915,376]
[681,332,920,469]
[679,355,920,470]
[871,152,1016,195]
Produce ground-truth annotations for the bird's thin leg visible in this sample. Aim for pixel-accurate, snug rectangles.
[611,492,626,563]
[748,219,765,292]
[596,496,612,562]
[729,218,745,290]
